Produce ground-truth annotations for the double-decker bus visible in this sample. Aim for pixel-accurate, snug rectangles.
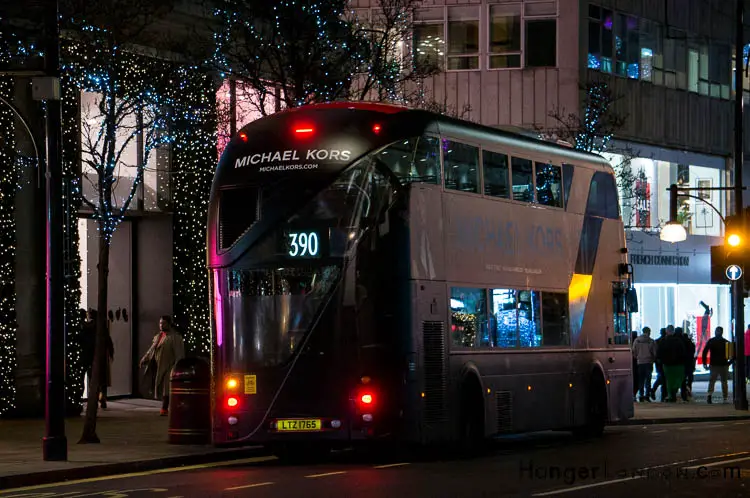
[207,102,636,456]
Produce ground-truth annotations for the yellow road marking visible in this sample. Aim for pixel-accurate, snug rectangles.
[0,456,276,495]
[373,463,410,469]
[304,471,346,478]
[224,482,274,491]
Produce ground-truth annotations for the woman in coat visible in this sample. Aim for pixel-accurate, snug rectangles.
[140,315,185,416]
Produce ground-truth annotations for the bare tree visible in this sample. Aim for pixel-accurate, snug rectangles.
[60,0,176,443]
[541,81,649,229]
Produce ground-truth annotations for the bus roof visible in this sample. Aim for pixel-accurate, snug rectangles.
[272,102,613,172]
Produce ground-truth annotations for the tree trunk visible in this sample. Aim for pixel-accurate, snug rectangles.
[79,235,110,443]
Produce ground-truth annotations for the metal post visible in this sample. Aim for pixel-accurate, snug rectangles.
[669,184,678,222]
[42,0,67,459]
[733,0,748,411]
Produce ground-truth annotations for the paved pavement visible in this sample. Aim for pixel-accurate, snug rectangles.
[3,419,750,497]
[0,399,257,490]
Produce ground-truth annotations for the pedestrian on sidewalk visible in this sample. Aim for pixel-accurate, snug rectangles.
[657,325,686,402]
[675,327,696,401]
[702,326,731,404]
[745,325,750,382]
[140,315,185,416]
[631,331,639,399]
[651,328,668,401]
[632,327,656,402]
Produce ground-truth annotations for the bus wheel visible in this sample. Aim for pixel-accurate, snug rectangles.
[458,379,485,454]
[574,372,607,438]
[270,443,330,464]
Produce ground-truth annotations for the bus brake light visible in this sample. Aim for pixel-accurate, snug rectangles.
[360,393,373,405]
[227,396,239,408]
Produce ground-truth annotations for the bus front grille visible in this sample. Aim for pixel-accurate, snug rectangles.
[495,391,513,433]
[422,320,446,424]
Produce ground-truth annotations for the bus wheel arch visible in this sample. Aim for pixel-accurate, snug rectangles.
[457,366,485,449]
[575,363,608,438]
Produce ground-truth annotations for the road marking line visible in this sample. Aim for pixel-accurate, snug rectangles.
[225,482,274,491]
[684,456,750,469]
[0,456,277,494]
[305,471,347,478]
[679,427,692,430]
[531,476,644,496]
[651,430,667,433]
[734,421,750,425]
[530,452,750,497]
[374,463,410,469]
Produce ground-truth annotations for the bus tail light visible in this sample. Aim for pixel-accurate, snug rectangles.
[360,393,374,405]
[227,396,239,408]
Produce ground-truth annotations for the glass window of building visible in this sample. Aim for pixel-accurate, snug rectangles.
[450,287,487,348]
[710,44,731,99]
[588,6,614,73]
[483,150,510,198]
[447,6,479,70]
[413,8,445,71]
[491,288,518,348]
[535,162,563,208]
[542,292,569,346]
[488,4,521,69]
[511,157,534,202]
[639,19,656,82]
[443,140,479,193]
[525,19,556,67]
[615,14,639,79]
[518,290,541,347]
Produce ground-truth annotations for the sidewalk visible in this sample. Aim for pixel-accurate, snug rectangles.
[620,379,750,425]
[0,399,260,490]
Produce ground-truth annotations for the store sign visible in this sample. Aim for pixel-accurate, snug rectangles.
[630,254,690,267]
[628,231,721,285]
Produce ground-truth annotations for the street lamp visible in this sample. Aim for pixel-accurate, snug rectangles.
[660,184,687,243]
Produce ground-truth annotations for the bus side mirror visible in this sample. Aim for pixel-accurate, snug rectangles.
[626,288,638,313]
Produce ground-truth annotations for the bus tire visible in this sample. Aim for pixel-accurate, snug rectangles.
[458,377,485,454]
[573,371,607,438]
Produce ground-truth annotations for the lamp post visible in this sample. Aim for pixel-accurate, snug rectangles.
[42,0,67,460]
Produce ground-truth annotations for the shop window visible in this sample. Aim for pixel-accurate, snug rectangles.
[450,287,487,348]
[491,288,518,348]
[511,157,534,202]
[488,4,521,69]
[483,150,510,198]
[443,140,479,193]
[535,162,563,208]
[447,7,479,70]
[542,292,569,346]
[518,290,541,347]
[525,19,556,67]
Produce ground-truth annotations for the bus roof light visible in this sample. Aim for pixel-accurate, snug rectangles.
[372,123,382,134]
[238,131,248,142]
[294,126,314,135]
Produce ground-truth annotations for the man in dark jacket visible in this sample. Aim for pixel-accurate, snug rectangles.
[651,328,667,401]
[702,326,731,404]
[657,326,686,402]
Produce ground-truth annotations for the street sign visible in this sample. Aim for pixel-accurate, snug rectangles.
[726,264,743,281]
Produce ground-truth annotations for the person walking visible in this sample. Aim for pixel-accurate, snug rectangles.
[675,327,696,401]
[632,327,656,402]
[631,331,639,399]
[657,326,686,402]
[702,326,731,404]
[651,328,668,401]
[140,315,185,416]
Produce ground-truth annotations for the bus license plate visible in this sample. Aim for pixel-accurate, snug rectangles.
[276,419,322,432]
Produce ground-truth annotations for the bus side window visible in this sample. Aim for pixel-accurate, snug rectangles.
[443,141,480,194]
[511,157,533,202]
[562,163,574,209]
[450,287,487,348]
[413,135,441,184]
[483,150,510,198]
[535,162,563,208]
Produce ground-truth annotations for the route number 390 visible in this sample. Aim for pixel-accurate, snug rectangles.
[288,231,319,257]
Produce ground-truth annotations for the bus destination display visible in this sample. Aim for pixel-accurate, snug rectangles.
[284,231,321,258]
